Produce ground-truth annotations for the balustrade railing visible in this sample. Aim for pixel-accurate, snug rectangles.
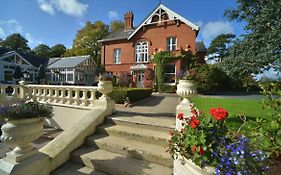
[0,84,21,99]
[25,85,99,108]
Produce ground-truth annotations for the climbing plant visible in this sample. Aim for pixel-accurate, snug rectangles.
[152,50,196,92]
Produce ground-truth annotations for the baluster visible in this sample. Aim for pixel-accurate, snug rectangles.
[73,89,81,106]
[54,88,60,103]
[59,88,66,104]
[43,88,48,102]
[65,88,73,105]
[12,86,19,99]
[80,89,89,106]
[88,89,97,106]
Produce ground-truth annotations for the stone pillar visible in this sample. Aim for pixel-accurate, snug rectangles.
[18,80,27,100]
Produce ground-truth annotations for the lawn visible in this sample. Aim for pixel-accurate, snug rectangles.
[190,96,274,132]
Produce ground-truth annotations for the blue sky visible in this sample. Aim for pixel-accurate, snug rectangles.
[0,0,245,49]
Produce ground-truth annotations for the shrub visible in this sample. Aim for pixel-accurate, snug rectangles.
[144,69,155,88]
[117,72,132,87]
[96,88,153,104]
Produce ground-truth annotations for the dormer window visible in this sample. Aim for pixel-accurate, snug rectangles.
[135,41,149,63]
[167,37,177,51]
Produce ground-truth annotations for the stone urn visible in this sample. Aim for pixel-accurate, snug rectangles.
[176,80,197,102]
[174,156,214,175]
[97,80,113,98]
[0,118,43,161]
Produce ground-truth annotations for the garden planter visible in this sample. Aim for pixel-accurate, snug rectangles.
[174,156,214,175]
[176,80,197,101]
[97,80,113,97]
[0,118,43,160]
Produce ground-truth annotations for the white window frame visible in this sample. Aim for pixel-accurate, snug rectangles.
[114,48,121,64]
[135,41,149,63]
[167,37,177,51]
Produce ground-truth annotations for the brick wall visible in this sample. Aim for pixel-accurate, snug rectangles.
[101,21,197,74]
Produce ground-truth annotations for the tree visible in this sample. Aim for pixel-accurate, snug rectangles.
[64,21,109,66]
[224,0,281,74]
[33,44,50,57]
[1,33,30,53]
[37,64,47,84]
[110,20,124,33]
[207,33,236,62]
[50,44,66,57]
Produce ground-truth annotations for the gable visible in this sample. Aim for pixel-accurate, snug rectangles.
[128,4,199,40]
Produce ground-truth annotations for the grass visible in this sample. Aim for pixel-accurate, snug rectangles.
[190,96,274,133]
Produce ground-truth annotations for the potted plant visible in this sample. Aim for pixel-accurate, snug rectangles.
[0,100,53,159]
[176,69,200,100]
[169,105,268,175]
[98,73,113,97]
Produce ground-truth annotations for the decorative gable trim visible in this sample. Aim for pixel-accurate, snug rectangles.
[0,51,35,68]
[128,4,199,40]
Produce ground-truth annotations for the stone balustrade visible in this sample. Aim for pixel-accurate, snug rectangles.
[0,84,21,99]
[25,85,99,109]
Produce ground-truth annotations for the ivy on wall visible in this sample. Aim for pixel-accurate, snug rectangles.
[152,50,197,92]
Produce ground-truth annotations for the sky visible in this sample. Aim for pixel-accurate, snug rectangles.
[0,0,246,49]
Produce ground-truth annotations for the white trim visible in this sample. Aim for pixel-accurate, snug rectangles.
[128,4,199,40]
[0,52,35,68]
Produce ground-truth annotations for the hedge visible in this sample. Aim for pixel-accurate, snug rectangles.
[96,88,153,104]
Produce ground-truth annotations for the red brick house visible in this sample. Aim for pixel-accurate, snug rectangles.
[99,4,206,88]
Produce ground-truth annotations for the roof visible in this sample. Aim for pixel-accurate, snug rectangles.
[128,4,199,40]
[47,55,91,69]
[195,41,207,52]
[0,47,49,68]
[99,4,199,43]
[98,29,133,43]
[48,58,61,66]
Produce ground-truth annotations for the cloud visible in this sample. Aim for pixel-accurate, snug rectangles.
[38,0,55,15]
[25,33,42,47]
[37,0,88,17]
[0,27,5,38]
[108,11,119,20]
[201,21,234,43]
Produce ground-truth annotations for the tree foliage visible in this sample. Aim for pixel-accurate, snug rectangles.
[207,33,236,62]
[64,21,109,66]
[110,20,124,32]
[50,44,66,57]
[13,65,23,80]
[0,33,30,53]
[224,0,281,74]
[33,44,50,58]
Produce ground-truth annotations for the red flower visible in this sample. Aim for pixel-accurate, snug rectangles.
[168,130,173,136]
[192,145,197,152]
[177,113,184,120]
[209,108,229,121]
[189,116,200,128]
[199,146,205,155]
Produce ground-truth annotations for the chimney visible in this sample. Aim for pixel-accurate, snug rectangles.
[124,11,134,31]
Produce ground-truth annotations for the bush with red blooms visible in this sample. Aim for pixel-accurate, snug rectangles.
[168,105,230,167]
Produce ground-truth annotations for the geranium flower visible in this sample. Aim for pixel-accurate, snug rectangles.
[189,116,200,128]
[192,145,197,152]
[209,108,229,121]
[177,113,184,120]
[199,146,205,155]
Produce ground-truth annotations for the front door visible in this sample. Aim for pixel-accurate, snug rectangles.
[137,71,144,88]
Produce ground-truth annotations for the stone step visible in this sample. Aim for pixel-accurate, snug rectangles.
[86,134,173,167]
[71,146,173,175]
[97,123,170,146]
[106,113,175,132]
[51,161,108,175]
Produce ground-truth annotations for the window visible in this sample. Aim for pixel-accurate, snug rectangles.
[67,73,73,81]
[164,64,176,84]
[135,41,149,63]
[114,48,121,64]
[4,71,13,81]
[166,37,177,51]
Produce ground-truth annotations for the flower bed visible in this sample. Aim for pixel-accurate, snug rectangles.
[169,105,268,175]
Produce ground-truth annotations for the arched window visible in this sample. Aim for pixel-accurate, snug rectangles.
[135,41,149,63]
